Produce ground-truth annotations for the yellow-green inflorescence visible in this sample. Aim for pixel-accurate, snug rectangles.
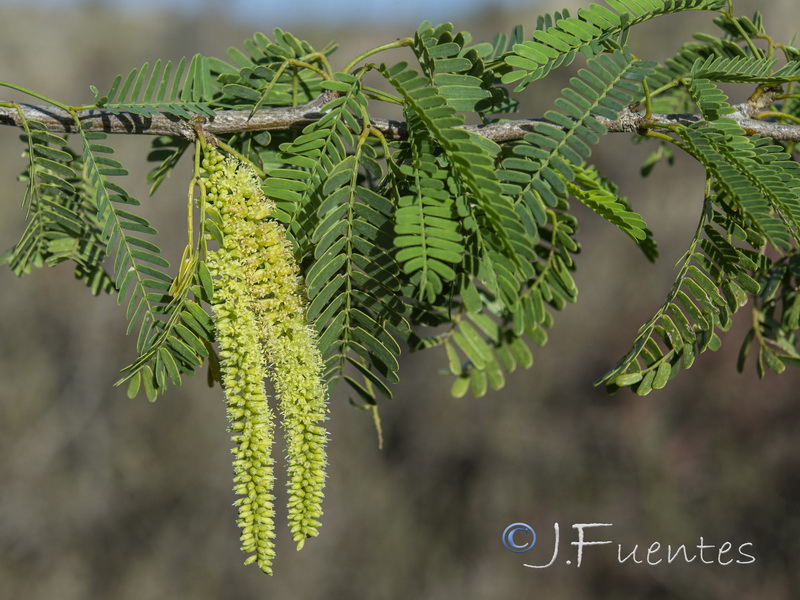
[201,143,329,574]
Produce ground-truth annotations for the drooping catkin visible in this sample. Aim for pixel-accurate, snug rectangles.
[249,219,328,547]
[212,269,277,573]
[201,143,328,574]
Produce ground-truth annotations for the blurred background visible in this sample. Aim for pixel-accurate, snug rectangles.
[1,0,799,598]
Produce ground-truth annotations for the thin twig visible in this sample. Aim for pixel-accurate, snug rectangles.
[2,94,800,143]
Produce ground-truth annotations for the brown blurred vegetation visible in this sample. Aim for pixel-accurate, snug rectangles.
[0,1,798,598]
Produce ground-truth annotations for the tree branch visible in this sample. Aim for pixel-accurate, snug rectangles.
[2,94,800,143]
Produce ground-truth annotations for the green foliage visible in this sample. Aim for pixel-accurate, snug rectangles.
[678,121,800,251]
[5,0,800,573]
[78,130,211,401]
[215,29,335,111]
[567,162,658,260]
[598,200,758,394]
[2,120,113,293]
[4,0,800,401]
[503,0,724,90]
[92,54,217,118]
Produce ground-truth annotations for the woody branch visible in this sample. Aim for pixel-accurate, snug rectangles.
[1,92,800,143]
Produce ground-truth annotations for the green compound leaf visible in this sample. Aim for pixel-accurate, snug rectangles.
[598,201,762,394]
[73,131,211,400]
[503,0,723,90]
[442,314,536,398]
[677,120,800,251]
[687,77,735,121]
[216,30,333,111]
[269,72,408,403]
[392,112,464,303]
[500,49,654,220]
[380,60,529,295]
[3,119,115,295]
[95,55,216,118]
[567,162,658,261]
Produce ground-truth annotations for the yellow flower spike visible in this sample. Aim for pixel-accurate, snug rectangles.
[248,219,329,547]
[209,254,277,574]
[201,143,328,573]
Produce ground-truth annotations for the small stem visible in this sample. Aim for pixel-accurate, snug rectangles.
[748,84,772,105]
[755,110,800,125]
[641,129,679,144]
[368,126,392,157]
[216,139,267,179]
[760,34,775,58]
[14,104,39,215]
[724,9,762,57]
[194,141,212,261]
[288,59,331,81]
[361,85,403,105]
[648,80,682,98]
[248,57,332,119]
[343,38,414,73]
[0,81,71,111]
[189,141,206,252]
[642,79,653,120]
[300,52,333,77]
[752,305,765,350]
[371,405,383,450]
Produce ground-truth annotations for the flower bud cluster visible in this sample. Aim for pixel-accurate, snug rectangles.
[201,144,328,573]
